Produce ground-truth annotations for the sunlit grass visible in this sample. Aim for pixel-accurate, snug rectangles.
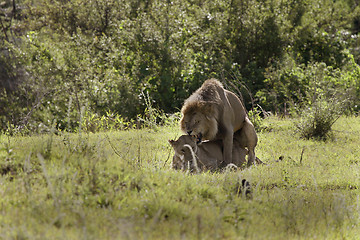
[0,117,359,239]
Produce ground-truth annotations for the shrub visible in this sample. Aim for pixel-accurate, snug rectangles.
[248,106,266,133]
[2,0,360,133]
[295,97,343,140]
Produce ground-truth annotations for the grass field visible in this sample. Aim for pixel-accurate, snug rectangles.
[0,116,359,239]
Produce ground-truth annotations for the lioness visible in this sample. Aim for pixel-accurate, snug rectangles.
[169,130,250,172]
[180,78,258,167]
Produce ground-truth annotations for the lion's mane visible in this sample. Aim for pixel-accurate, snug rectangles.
[180,79,224,140]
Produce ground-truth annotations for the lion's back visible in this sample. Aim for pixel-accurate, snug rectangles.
[182,78,223,106]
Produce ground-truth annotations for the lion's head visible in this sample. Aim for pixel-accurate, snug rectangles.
[179,101,218,142]
[169,135,198,170]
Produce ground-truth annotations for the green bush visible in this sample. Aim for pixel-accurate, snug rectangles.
[248,107,266,133]
[295,97,344,140]
[1,0,360,133]
[258,55,360,115]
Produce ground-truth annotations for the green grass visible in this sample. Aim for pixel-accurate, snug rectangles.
[1,117,359,239]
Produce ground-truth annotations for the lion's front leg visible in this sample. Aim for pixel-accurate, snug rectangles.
[247,148,256,167]
[223,131,234,166]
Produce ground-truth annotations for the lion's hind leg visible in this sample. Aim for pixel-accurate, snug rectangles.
[242,117,258,167]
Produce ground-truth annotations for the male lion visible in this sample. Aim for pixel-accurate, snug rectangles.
[180,78,257,167]
[169,131,248,172]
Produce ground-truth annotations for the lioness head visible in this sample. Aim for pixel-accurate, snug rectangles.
[168,135,197,170]
[180,103,218,142]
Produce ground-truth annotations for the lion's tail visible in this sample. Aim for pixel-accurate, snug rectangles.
[183,144,200,174]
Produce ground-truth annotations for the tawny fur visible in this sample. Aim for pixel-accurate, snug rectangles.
[169,130,259,172]
[180,78,258,166]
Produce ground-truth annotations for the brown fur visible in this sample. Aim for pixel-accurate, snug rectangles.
[169,131,248,172]
[180,78,258,166]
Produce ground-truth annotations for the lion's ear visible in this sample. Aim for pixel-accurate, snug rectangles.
[169,139,180,147]
[197,101,209,110]
[203,105,219,120]
[199,102,218,116]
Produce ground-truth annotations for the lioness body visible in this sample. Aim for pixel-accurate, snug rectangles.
[169,132,248,172]
[180,78,257,166]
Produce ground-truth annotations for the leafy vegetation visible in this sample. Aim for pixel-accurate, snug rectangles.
[1,117,359,239]
[1,0,360,238]
[295,96,344,140]
[1,0,360,132]
[1,1,359,238]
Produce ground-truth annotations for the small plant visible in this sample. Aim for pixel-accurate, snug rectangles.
[248,106,268,132]
[137,91,178,130]
[295,97,343,140]
[82,110,137,132]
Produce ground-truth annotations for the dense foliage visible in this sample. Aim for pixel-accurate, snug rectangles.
[1,0,360,132]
